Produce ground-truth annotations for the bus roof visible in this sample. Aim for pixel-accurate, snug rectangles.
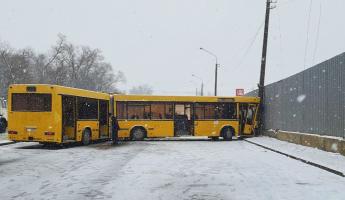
[114,94,260,103]
[9,84,110,100]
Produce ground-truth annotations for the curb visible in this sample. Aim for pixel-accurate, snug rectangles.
[244,139,345,178]
[263,130,345,156]
[0,141,15,146]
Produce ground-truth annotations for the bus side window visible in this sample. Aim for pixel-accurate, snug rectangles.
[116,102,127,119]
[216,103,237,120]
[127,102,149,120]
[165,104,173,119]
[143,112,149,119]
[151,103,164,119]
[194,103,204,120]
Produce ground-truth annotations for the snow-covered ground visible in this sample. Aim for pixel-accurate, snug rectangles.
[0,140,12,145]
[1,139,345,200]
[0,132,7,140]
[0,132,13,145]
[247,136,345,175]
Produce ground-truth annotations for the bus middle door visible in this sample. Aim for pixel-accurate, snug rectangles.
[174,103,193,136]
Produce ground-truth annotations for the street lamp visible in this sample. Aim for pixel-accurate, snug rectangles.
[200,47,219,96]
[192,74,204,96]
[189,80,198,96]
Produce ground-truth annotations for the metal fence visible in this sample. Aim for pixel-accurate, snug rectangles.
[247,52,345,138]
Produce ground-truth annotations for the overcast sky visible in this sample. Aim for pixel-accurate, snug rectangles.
[1,0,344,96]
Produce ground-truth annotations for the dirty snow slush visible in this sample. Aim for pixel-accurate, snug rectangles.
[0,139,345,200]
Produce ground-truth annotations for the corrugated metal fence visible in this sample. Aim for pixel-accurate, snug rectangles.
[247,52,345,138]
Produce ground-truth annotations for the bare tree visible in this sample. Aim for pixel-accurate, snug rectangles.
[129,84,153,95]
[0,34,125,97]
[52,41,125,92]
[0,44,35,96]
[33,34,66,84]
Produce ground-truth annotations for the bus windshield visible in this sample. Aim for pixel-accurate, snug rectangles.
[12,93,52,112]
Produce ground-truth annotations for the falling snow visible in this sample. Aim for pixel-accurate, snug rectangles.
[297,94,306,103]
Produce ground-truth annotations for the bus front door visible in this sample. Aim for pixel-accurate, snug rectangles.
[174,104,193,136]
[240,103,258,136]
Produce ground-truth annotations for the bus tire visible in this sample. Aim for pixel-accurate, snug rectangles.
[82,128,91,145]
[221,126,233,141]
[0,118,7,133]
[131,127,146,141]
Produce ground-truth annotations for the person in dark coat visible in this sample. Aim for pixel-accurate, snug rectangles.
[111,116,120,145]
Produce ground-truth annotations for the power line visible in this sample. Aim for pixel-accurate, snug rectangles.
[312,2,322,65]
[301,0,314,126]
[275,3,285,73]
[278,0,299,6]
[236,21,265,69]
[303,0,313,70]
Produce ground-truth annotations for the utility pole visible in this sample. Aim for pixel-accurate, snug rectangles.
[214,63,219,96]
[201,82,204,96]
[192,74,204,96]
[257,0,275,134]
[200,47,219,96]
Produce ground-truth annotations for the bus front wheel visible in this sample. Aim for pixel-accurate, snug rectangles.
[131,127,146,141]
[82,129,91,145]
[222,127,233,141]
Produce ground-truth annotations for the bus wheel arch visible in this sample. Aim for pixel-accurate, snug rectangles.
[82,127,92,145]
[130,126,147,141]
[221,126,234,141]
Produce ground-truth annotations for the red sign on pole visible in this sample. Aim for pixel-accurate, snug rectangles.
[236,89,244,96]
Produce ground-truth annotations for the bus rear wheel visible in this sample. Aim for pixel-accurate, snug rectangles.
[131,127,146,141]
[222,127,233,141]
[82,129,91,145]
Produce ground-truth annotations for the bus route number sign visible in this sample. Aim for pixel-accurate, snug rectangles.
[236,89,244,96]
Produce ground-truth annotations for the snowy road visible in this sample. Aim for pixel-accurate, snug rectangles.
[1,139,345,200]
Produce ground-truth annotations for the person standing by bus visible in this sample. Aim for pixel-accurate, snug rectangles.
[111,116,119,145]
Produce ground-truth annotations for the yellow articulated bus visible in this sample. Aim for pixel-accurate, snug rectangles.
[114,95,260,141]
[7,84,111,145]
